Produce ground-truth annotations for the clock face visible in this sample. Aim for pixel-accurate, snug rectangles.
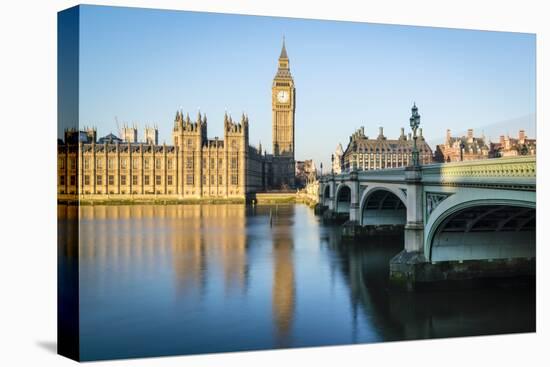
[277,90,289,103]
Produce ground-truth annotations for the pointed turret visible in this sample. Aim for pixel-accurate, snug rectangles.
[280,36,288,59]
[275,37,291,77]
[174,110,180,130]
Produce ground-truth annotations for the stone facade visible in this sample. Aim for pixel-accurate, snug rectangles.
[332,143,344,174]
[295,159,317,188]
[434,128,489,162]
[342,125,433,172]
[489,130,536,158]
[58,112,265,199]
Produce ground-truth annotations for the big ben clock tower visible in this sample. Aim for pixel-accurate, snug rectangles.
[272,38,296,188]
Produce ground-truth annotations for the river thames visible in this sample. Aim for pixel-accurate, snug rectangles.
[58,203,534,361]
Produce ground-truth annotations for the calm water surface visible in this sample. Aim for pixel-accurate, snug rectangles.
[58,204,535,360]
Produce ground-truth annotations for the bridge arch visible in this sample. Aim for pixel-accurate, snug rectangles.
[335,183,352,216]
[359,185,407,226]
[425,189,536,262]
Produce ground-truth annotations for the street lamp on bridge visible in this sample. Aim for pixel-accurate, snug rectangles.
[409,103,421,168]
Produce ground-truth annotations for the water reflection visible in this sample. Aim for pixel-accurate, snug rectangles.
[64,204,534,361]
[80,205,249,298]
[270,205,296,347]
[333,233,535,342]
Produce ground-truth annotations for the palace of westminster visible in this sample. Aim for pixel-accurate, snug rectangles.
[58,40,536,199]
[58,41,296,199]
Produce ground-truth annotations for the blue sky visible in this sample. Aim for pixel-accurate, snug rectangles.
[77,5,535,170]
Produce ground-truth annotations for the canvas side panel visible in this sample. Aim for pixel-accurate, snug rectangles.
[57,5,80,362]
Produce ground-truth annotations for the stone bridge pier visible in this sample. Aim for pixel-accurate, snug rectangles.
[403,167,424,253]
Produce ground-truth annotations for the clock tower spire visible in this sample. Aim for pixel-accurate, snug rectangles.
[272,37,296,188]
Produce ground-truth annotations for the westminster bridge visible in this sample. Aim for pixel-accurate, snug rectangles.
[318,156,536,290]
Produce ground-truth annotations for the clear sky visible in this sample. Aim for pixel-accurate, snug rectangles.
[77,5,536,170]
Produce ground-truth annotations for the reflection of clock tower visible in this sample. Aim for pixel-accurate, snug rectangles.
[272,38,296,188]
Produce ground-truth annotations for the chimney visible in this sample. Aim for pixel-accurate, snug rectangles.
[446,129,451,145]
[419,128,423,139]
[467,129,474,143]
[499,135,505,145]
[518,129,526,143]
[378,126,384,139]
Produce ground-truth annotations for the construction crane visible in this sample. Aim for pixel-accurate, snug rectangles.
[115,116,121,137]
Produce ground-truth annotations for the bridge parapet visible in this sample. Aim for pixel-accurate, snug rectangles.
[421,156,536,190]
[321,156,535,186]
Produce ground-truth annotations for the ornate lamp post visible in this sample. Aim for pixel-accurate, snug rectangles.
[320,162,323,177]
[459,141,465,161]
[409,103,421,168]
[331,154,334,174]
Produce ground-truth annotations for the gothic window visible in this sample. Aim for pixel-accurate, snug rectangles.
[144,175,150,185]
[96,175,102,185]
[132,175,138,185]
[84,158,90,170]
[84,175,90,186]
[203,158,207,168]
[59,158,65,169]
[97,159,103,169]
[187,139,192,148]
[108,158,114,170]
[120,175,126,186]
[219,158,223,166]
[70,158,76,170]
[231,174,238,185]
[167,175,173,186]
[156,175,161,185]
[232,140,237,149]
[211,175,215,185]
[231,158,237,169]
[186,174,194,185]
[167,159,173,169]
[211,158,215,168]
[144,159,150,169]
[219,175,223,185]
[186,157,193,169]
[121,158,127,169]
[155,158,161,170]
[59,175,65,186]
[133,158,139,169]
[108,175,114,185]
[70,175,76,186]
